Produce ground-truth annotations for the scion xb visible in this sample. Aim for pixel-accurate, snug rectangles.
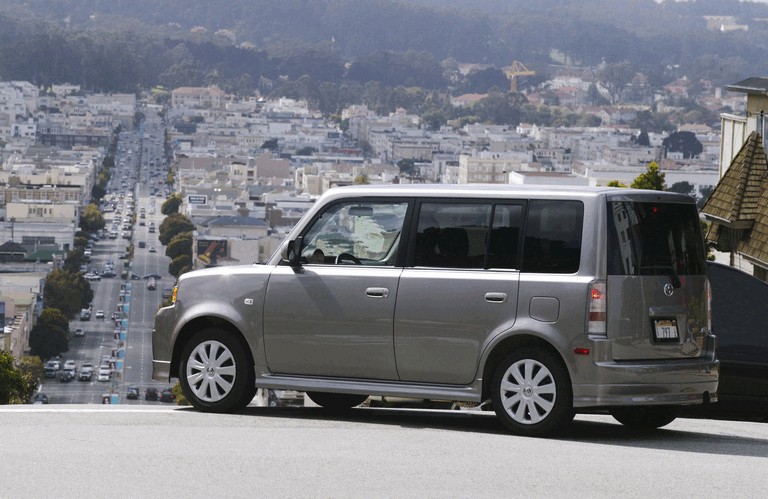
[152,185,718,436]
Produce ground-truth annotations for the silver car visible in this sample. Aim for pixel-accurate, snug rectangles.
[152,185,718,436]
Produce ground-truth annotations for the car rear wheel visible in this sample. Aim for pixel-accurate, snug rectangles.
[491,348,574,437]
[179,328,254,413]
[610,406,678,429]
[306,392,369,410]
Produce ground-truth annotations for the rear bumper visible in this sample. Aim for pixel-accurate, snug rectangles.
[572,357,719,408]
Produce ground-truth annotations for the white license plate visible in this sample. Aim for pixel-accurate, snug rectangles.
[653,319,679,341]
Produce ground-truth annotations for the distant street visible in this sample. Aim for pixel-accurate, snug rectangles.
[39,111,174,405]
[0,407,767,497]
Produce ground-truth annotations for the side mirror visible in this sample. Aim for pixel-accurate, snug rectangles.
[286,236,303,267]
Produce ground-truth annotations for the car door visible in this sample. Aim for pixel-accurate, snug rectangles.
[263,199,409,380]
[394,201,523,385]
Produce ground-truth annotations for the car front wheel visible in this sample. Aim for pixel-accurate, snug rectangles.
[491,348,574,437]
[179,328,254,413]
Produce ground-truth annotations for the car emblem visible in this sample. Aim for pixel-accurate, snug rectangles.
[663,283,674,297]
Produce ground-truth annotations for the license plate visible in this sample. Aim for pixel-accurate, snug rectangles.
[653,319,679,342]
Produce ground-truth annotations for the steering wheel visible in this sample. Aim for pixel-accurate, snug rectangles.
[335,252,361,265]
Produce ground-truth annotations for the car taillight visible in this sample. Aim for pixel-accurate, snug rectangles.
[588,280,607,335]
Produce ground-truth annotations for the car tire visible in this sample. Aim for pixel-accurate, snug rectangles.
[306,392,369,410]
[179,328,254,413]
[610,406,678,429]
[491,348,574,437]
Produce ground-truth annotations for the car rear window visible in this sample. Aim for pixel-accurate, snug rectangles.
[607,201,706,276]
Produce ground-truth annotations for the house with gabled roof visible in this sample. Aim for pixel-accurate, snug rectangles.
[703,77,768,280]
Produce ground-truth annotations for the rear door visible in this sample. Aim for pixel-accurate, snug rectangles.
[394,200,523,385]
[606,197,710,360]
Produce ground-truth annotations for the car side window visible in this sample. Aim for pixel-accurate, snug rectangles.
[414,202,492,268]
[522,200,583,273]
[300,201,407,266]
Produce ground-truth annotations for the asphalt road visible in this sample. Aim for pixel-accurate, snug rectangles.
[1,406,766,498]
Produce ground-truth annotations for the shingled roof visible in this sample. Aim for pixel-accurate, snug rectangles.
[701,131,767,230]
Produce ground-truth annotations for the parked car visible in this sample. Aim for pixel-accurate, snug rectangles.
[160,388,176,403]
[152,185,717,437]
[32,393,49,404]
[145,388,159,401]
[682,262,768,422]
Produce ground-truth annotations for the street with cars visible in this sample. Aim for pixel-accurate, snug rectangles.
[38,111,176,405]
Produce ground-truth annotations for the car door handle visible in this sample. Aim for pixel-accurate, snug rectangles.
[366,287,390,298]
[485,292,507,303]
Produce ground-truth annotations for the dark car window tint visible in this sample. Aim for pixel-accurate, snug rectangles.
[607,201,706,276]
[488,204,524,269]
[414,203,491,268]
[522,200,583,273]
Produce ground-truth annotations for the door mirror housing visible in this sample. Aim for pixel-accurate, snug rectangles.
[285,236,304,267]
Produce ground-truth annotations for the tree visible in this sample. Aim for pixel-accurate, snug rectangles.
[597,61,636,104]
[40,308,69,336]
[353,174,369,185]
[161,194,182,215]
[635,130,650,147]
[169,254,192,277]
[29,322,69,360]
[607,180,628,188]
[631,161,665,191]
[0,350,28,404]
[668,181,695,197]
[43,269,93,318]
[63,249,85,273]
[662,131,703,159]
[159,213,195,246]
[261,138,278,150]
[397,158,416,176]
[80,204,105,233]
[166,232,193,260]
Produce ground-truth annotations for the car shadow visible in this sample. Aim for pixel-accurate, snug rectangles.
[174,405,768,458]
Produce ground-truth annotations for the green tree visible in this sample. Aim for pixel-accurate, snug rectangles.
[597,60,636,104]
[169,254,192,277]
[159,213,195,246]
[43,269,93,318]
[63,249,85,273]
[161,193,182,215]
[353,174,370,185]
[166,232,193,260]
[0,350,28,404]
[662,131,703,159]
[631,161,665,191]
[668,181,695,197]
[607,180,628,188]
[40,308,69,336]
[80,204,105,233]
[397,158,416,176]
[29,322,69,360]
